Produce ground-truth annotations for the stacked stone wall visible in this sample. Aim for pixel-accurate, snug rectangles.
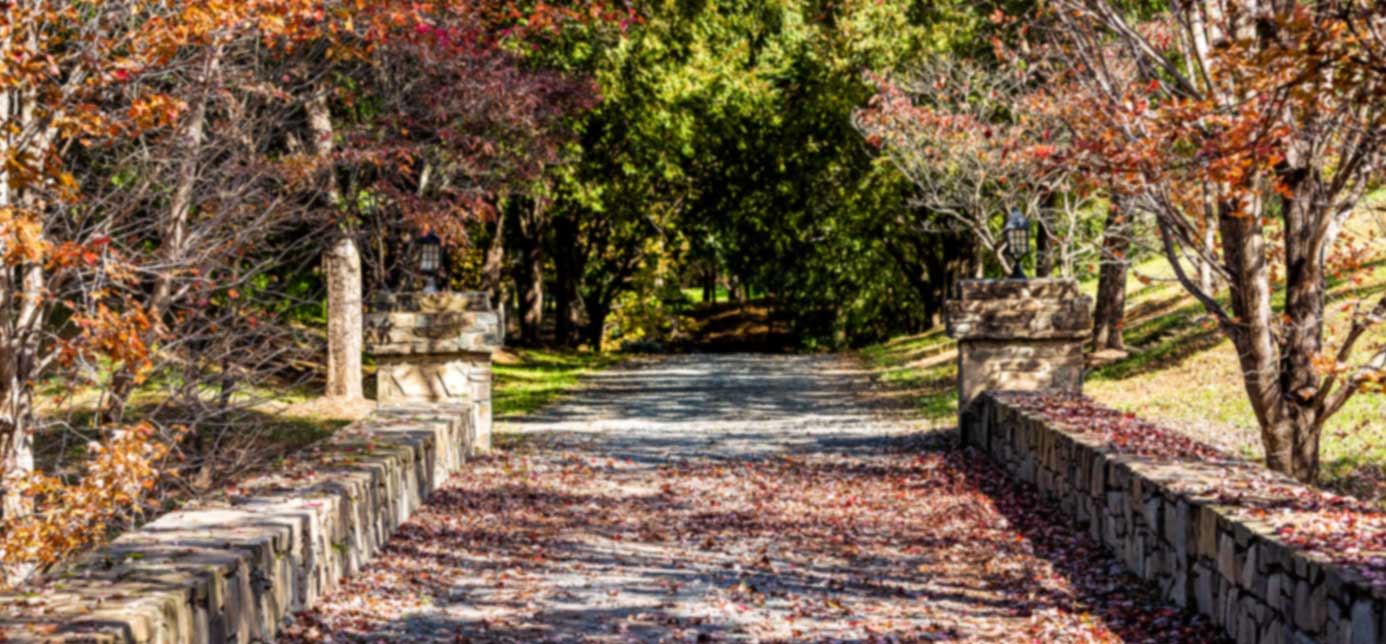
[0,404,474,643]
[964,393,1384,644]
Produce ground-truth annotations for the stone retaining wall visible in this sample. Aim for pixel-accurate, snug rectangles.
[0,403,474,643]
[964,393,1385,644]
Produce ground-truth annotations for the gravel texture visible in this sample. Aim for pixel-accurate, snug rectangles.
[281,354,1224,643]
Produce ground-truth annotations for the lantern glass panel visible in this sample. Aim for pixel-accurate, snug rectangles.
[1007,227,1028,258]
[420,242,440,272]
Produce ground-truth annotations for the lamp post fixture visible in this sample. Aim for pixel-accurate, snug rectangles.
[418,232,442,293]
[1004,208,1030,280]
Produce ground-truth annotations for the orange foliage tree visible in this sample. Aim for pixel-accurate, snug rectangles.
[2,0,212,521]
[0,0,608,583]
[1037,0,1386,481]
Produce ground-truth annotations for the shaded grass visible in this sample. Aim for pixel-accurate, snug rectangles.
[863,234,1386,502]
[858,329,959,428]
[857,328,954,370]
[37,349,616,489]
[1085,251,1386,500]
[680,286,731,304]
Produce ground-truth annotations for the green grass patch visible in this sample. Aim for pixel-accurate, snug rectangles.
[680,286,731,304]
[859,329,959,426]
[493,349,619,418]
[858,328,954,370]
[863,227,1386,500]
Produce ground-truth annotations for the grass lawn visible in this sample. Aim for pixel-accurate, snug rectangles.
[680,286,731,304]
[857,329,958,430]
[35,348,616,495]
[1082,251,1386,501]
[492,348,619,418]
[861,214,1386,502]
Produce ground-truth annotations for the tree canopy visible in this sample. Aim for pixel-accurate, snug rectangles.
[5,0,1386,581]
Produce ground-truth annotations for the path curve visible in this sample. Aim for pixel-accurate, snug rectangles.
[282,354,1223,643]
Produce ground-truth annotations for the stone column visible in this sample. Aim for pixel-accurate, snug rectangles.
[945,279,1091,441]
[367,292,502,452]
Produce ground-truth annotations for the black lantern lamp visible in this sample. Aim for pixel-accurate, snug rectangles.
[1004,208,1030,280]
[417,231,442,293]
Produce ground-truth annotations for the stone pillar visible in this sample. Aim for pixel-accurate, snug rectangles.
[367,292,502,452]
[945,279,1091,436]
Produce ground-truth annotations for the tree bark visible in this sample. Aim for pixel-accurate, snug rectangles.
[518,199,546,346]
[105,47,221,424]
[552,216,581,347]
[308,88,362,400]
[1199,225,1217,295]
[0,263,40,522]
[324,236,364,400]
[1216,204,1298,476]
[480,209,506,300]
[884,240,941,330]
[151,47,219,322]
[584,300,610,351]
[0,79,43,522]
[1275,173,1329,480]
[1091,205,1131,352]
[1035,219,1054,278]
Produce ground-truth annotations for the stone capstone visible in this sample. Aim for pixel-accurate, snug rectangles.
[945,278,1092,411]
[367,291,501,451]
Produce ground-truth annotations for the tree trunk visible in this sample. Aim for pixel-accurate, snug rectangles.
[324,236,364,400]
[0,375,34,522]
[702,265,716,304]
[518,200,546,346]
[1216,204,1301,477]
[1035,219,1054,278]
[305,85,362,400]
[1,77,43,523]
[1091,205,1131,352]
[1199,190,1218,295]
[105,48,221,424]
[306,88,339,202]
[0,263,40,522]
[552,216,580,347]
[1199,225,1217,295]
[585,300,610,351]
[480,208,506,300]
[151,46,219,322]
[885,240,941,330]
[1274,175,1330,481]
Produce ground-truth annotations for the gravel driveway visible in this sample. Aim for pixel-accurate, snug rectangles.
[281,354,1224,643]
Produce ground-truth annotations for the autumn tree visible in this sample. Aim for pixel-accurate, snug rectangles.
[0,0,241,579]
[1041,0,1386,481]
[0,0,606,582]
[854,57,1100,282]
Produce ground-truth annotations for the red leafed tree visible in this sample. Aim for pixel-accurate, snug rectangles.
[0,0,608,582]
[348,5,599,251]
[853,59,1100,282]
[298,1,605,393]
[1040,0,1386,481]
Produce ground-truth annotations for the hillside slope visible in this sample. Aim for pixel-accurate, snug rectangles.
[863,210,1386,501]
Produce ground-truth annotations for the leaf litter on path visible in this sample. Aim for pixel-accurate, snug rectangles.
[280,355,1224,643]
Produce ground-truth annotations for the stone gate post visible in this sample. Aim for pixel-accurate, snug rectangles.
[367,292,503,452]
[945,279,1092,445]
